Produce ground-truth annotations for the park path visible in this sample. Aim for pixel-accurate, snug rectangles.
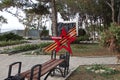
[0,54,118,80]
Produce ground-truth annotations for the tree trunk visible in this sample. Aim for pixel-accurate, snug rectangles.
[24,25,29,37]
[106,0,115,23]
[111,0,115,23]
[51,0,57,36]
[118,7,120,25]
[37,17,41,39]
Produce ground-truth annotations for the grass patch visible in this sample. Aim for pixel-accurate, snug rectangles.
[0,42,115,56]
[58,43,114,57]
[66,64,120,80]
[23,43,114,56]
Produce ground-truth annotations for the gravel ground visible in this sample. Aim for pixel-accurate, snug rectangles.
[0,54,118,80]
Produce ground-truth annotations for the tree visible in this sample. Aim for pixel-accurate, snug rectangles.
[0,0,50,37]
[24,2,49,38]
[0,0,14,10]
[0,0,58,36]
[0,0,119,37]
[118,7,120,25]
[37,0,58,36]
[0,16,7,33]
[116,0,120,25]
[0,0,33,35]
[22,14,34,37]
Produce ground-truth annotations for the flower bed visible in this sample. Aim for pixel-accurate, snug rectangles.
[85,64,118,75]
[67,64,120,80]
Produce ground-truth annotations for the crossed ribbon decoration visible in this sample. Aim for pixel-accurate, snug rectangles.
[43,27,76,54]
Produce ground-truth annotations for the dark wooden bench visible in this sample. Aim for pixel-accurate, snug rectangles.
[21,59,64,80]
[5,27,74,80]
[5,51,70,80]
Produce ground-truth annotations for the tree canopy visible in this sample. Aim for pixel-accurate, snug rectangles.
[0,0,120,36]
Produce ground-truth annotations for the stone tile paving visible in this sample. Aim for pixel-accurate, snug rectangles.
[0,54,118,80]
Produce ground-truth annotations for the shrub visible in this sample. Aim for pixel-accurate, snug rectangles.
[100,23,120,47]
[2,42,51,54]
[78,28,86,36]
[0,40,27,47]
[40,27,49,37]
[109,24,120,44]
[100,30,111,47]
[0,33,23,41]
[73,35,89,44]
[13,44,39,51]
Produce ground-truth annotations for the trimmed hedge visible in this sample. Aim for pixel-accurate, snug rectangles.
[0,40,27,47]
[1,42,51,55]
[0,33,23,41]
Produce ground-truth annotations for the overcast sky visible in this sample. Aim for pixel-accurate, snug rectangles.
[0,11,25,32]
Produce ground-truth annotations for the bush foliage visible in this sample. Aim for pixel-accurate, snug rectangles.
[78,28,86,36]
[73,35,89,43]
[100,23,120,47]
[2,42,51,54]
[0,40,27,47]
[0,33,23,41]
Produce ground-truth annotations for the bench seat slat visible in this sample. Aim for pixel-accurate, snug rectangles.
[25,59,60,78]
[41,59,64,76]
[20,59,56,77]
[21,59,64,80]
[33,59,64,79]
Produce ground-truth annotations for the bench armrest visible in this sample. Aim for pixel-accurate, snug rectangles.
[30,64,42,80]
[8,62,22,77]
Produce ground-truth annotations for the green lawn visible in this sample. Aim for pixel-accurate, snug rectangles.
[58,43,115,57]
[2,42,115,56]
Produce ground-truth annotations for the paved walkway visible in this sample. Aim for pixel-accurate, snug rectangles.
[0,54,118,80]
